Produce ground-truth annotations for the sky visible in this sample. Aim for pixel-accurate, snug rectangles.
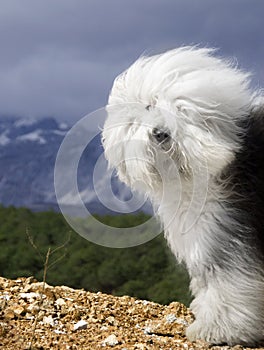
[0,0,263,123]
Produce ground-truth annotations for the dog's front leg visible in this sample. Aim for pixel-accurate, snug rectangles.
[186,273,264,346]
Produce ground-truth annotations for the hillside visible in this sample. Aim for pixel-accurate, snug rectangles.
[0,207,191,306]
[1,276,261,350]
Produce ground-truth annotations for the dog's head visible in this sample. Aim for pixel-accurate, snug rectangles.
[102,47,252,199]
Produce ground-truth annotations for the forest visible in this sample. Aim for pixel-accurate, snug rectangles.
[0,205,191,306]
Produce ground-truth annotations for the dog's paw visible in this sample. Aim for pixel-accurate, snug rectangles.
[186,320,262,346]
[186,321,228,345]
[186,321,208,343]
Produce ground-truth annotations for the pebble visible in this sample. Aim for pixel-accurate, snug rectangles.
[55,298,66,307]
[54,329,66,334]
[27,302,40,314]
[43,315,55,327]
[166,314,178,323]
[165,314,189,326]
[102,334,119,347]
[0,293,10,301]
[143,326,153,335]
[19,292,41,301]
[4,309,15,319]
[73,319,88,331]
[13,305,25,316]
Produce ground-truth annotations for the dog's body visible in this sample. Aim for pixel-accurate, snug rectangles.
[102,47,264,346]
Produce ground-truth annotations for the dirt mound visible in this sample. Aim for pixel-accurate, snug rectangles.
[0,277,261,349]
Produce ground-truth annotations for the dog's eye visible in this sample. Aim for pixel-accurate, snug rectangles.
[146,105,151,111]
[152,128,171,143]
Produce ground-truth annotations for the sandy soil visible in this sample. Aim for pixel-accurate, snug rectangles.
[0,276,263,350]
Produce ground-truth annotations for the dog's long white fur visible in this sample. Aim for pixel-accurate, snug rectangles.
[102,47,264,346]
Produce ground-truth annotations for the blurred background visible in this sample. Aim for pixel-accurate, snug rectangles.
[0,0,263,305]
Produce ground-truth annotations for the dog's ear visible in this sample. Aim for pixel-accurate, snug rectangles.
[181,123,236,177]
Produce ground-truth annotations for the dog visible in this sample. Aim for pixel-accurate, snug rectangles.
[102,46,264,346]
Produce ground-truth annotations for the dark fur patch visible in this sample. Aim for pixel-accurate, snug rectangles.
[221,106,264,262]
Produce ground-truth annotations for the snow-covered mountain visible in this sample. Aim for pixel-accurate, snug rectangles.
[0,117,147,215]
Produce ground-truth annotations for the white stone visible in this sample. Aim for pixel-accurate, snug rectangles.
[143,326,153,335]
[73,319,88,331]
[55,298,66,306]
[27,302,40,314]
[54,329,66,334]
[165,313,189,326]
[102,334,119,346]
[19,292,41,300]
[43,315,55,327]
[0,293,10,301]
[165,314,178,324]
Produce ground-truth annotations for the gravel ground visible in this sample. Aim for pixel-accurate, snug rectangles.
[0,276,263,350]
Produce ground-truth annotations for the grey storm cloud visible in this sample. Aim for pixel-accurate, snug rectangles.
[0,0,263,122]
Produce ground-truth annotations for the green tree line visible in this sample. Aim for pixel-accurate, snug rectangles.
[0,205,191,305]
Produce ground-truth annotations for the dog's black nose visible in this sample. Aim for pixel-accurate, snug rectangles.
[152,128,171,143]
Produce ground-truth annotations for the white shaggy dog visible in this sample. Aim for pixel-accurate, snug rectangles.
[102,47,264,346]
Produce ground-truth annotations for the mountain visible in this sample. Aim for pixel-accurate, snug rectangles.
[0,117,148,215]
[0,117,70,211]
